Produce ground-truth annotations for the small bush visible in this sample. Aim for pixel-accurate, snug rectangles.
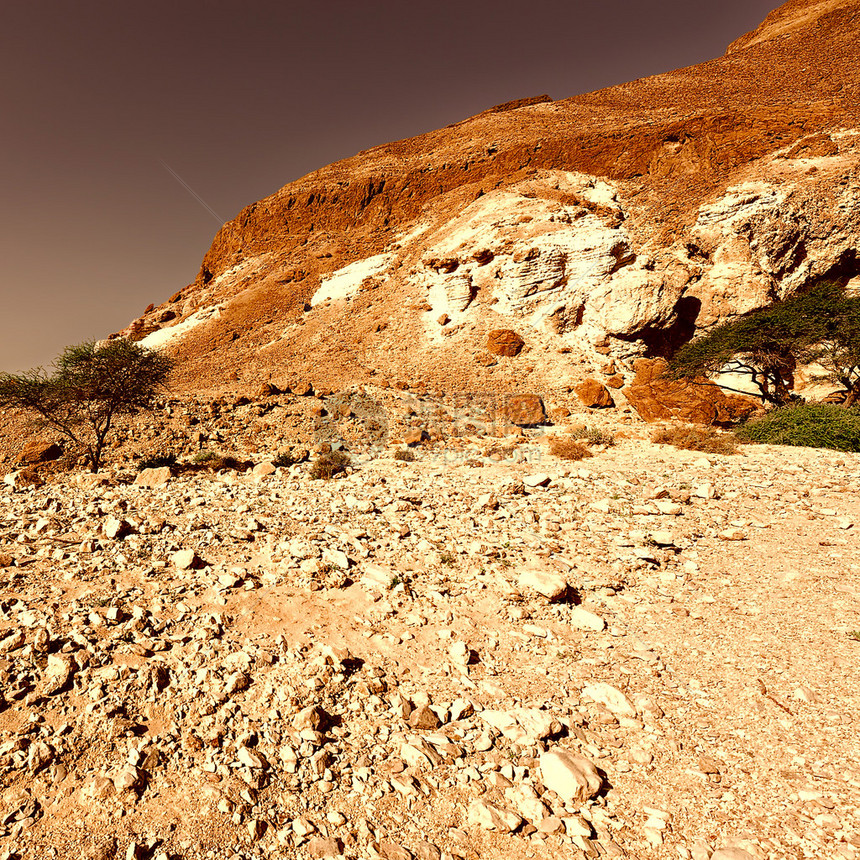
[394,448,416,462]
[735,403,860,452]
[185,451,250,472]
[651,425,740,455]
[137,453,177,471]
[549,435,593,461]
[567,423,616,447]
[310,450,351,480]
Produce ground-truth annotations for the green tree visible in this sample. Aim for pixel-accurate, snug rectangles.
[811,295,860,406]
[0,339,173,472]
[670,281,860,406]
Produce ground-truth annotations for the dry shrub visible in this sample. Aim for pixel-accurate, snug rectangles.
[567,423,616,447]
[310,450,351,479]
[394,448,416,462]
[549,435,593,461]
[651,425,739,455]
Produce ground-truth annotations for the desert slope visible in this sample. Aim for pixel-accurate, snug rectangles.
[121,0,860,405]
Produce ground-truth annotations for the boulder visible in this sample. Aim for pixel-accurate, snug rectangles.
[575,379,614,408]
[518,567,569,602]
[539,749,602,803]
[17,439,62,465]
[623,358,758,425]
[499,394,546,426]
[486,329,525,357]
[133,466,172,487]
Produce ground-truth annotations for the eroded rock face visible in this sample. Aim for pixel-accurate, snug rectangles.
[623,358,760,425]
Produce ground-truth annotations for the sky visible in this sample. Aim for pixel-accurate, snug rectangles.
[0,0,780,372]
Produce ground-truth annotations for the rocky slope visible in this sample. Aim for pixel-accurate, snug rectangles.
[1,408,859,860]
[117,0,860,407]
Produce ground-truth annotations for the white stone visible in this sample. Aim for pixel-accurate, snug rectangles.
[518,567,568,601]
[539,749,602,803]
[582,682,637,718]
[569,607,605,631]
[467,799,523,832]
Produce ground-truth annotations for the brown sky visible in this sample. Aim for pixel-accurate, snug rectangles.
[0,0,779,372]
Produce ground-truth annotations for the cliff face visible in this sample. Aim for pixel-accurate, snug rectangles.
[123,0,860,398]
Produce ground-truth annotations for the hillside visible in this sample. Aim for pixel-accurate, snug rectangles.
[117,0,860,410]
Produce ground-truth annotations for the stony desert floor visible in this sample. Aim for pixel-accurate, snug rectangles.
[1,416,859,860]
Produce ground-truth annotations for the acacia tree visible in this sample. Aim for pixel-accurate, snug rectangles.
[0,339,173,472]
[812,297,860,406]
[670,281,860,405]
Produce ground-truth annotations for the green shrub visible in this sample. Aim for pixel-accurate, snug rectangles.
[394,448,416,462]
[193,450,217,464]
[652,425,740,455]
[735,403,860,451]
[310,450,351,480]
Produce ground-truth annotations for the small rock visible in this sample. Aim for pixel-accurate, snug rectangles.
[486,329,525,357]
[539,749,602,803]
[133,467,171,488]
[569,607,605,631]
[523,473,551,488]
[582,682,637,718]
[575,379,614,409]
[252,461,276,480]
[172,549,202,570]
[409,705,441,730]
[294,705,329,732]
[103,517,133,540]
[307,836,345,858]
[468,798,523,832]
[41,654,74,696]
[711,850,757,860]
[518,567,568,602]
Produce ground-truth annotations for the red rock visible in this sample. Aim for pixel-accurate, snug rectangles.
[623,358,759,425]
[486,329,525,357]
[404,428,429,446]
[500,394,547,426]
[575,379,615,409]
[17,439,62,465]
